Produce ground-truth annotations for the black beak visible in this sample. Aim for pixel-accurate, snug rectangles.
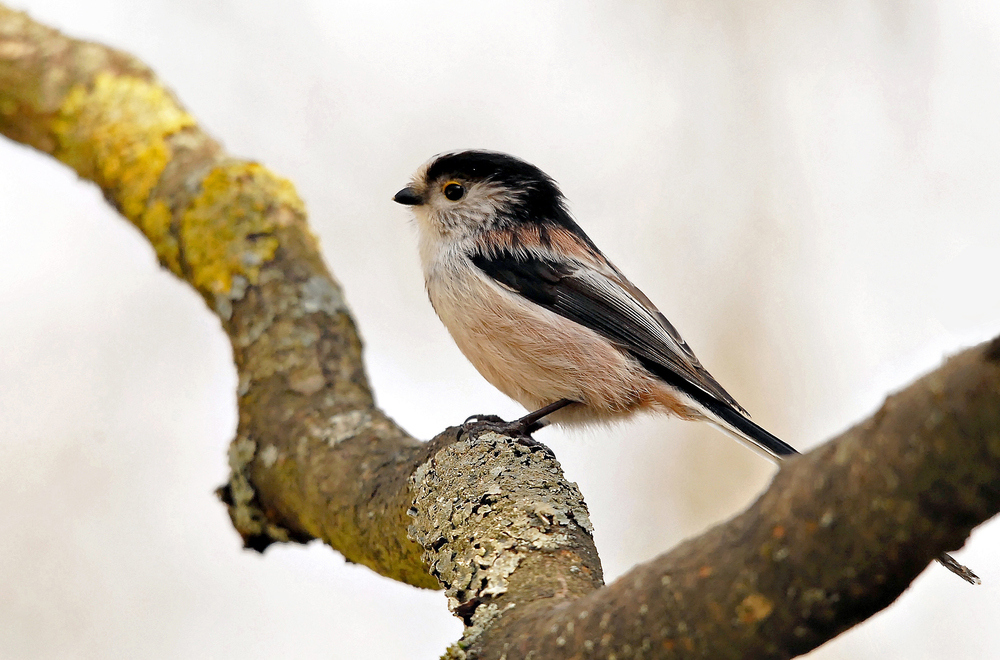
[393,187,423,206]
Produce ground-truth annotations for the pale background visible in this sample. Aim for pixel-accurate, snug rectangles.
[1,0,998,658]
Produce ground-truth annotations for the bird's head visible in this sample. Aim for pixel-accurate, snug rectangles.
[394,150,572,239]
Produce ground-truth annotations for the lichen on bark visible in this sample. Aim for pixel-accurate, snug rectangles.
[408,431,600,614]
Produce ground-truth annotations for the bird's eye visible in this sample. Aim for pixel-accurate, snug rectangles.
[442,181,465,201]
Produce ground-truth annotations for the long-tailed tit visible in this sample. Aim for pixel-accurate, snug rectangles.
[394,149,794,458]
[393,149,978,583]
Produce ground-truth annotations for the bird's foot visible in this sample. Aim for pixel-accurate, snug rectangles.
[460,414,554,458]
[461,413,540,439]
[461,399,576,439]
[460,400,577,458]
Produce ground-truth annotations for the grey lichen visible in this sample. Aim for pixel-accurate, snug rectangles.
[218,434,297,549]
[260,443,279,468]
[230,268,329,352]
[300,274,347,315]
[407,431,595,614]
[212,274,250,320]
[322,409,374,445]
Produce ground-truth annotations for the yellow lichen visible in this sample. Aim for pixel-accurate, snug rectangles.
[180,162,303,295]
[51,72,195,222]
[139,199,181,275]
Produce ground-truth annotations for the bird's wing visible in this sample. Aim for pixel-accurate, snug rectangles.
[471,247,798,459]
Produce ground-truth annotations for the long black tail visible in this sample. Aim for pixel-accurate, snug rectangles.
[633,354,798,459]
[695,393,798,460]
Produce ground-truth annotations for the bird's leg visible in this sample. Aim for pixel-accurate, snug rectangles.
[514,398,576,433]
[462,399,577,438]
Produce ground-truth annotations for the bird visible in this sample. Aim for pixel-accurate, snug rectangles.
[393,149,795,459]
[392,149,980,584]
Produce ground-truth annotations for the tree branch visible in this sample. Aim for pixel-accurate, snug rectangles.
[2,6,997,659]
[459,336,1000,659]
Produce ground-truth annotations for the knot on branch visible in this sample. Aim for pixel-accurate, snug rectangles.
[216,436,311,552]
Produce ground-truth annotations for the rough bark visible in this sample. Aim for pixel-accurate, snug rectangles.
[1,6,997,659]
[460,338,1000,659]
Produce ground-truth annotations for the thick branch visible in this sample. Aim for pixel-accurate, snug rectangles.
[459,337,1000,659]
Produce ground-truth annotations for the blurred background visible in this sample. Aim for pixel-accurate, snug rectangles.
[1,0,998,657]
